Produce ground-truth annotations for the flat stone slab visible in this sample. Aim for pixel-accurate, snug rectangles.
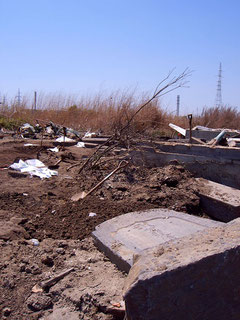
[197,178,240,222]
[92,209,223,272]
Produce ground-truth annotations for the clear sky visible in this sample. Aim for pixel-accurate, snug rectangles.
[1,0,239,114]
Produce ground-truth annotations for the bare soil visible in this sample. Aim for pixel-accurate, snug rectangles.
[0,138,206,319]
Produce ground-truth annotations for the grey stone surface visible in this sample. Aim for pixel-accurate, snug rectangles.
[124,218,240,320]
[92,209,223,272]
[185,129,237,141]
[197,178,240,222]
[42,307,80,320]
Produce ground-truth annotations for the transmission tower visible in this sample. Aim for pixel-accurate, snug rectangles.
[215,63,222,107]
[16,88,22,107]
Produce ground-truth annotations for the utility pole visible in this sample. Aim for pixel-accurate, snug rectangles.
[33,91,37,111]
[215,63,222,107]
[176,95,180,116]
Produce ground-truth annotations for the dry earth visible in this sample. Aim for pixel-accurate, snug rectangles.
[0,137,207,319]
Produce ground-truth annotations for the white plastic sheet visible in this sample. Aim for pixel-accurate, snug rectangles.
[55,136,75,142]
[10,159,58,179]
[48,147,59,152]
[89,212,97,217]
[83,131,97,138]
[75,142,85,148]
[169,123,186,137]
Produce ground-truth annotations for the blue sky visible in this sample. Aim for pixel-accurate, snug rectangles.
[0,0,239,114]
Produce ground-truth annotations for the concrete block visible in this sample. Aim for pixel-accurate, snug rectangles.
[124,218,240,320]
[92,209,222,272]
[197,178,240,222]
[130,147,240,189]
[186,129,237,141]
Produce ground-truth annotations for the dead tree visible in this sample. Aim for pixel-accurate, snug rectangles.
[68,68,192,173]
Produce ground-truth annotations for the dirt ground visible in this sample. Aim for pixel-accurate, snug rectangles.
[0,137,207,319]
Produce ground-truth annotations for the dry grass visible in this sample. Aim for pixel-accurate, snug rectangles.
[0,92,239,135]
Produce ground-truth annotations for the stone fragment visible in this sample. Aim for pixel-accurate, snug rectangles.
[27,293,53,311]
[197,178,240,222]
[43,307,79,320]
[41,255,54,267]
[124,218,240,320]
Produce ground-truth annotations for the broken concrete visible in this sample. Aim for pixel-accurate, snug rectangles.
[197,178,240,222]
[124,218,240,320]
[185,128,238,141]
[92,209,223,272]
[131,142,240,189]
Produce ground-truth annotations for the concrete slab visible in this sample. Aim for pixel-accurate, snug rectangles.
[92,209,223,272]
[124,218,240,320]
[197,178,240,222]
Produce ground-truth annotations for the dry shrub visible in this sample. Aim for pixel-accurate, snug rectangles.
[197,106,240,129]
[1,92,239,135]
[1,91,168,135]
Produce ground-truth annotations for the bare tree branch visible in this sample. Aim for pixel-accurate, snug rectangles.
[69,68,192,173]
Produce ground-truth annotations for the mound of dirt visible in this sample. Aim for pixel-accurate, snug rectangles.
[0,139,207,319]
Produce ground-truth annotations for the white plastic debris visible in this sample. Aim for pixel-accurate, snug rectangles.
[10,159,58,179]
[89,212,97,217]
[24,143,37,147]
[48,147,59,152]
[192,125,214,131]
[75,142,85,148]
[169,123,186,137]
[55,136,75,142]
[30,239,39,246]
[83,131,97,138]
[46,126,54,134]
[21,123,35,132]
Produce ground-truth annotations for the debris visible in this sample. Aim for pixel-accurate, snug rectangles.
[9,159,58,179]
[106,301,125,318]
[71,160,128,201]
[169,123,186,137]
[193,125,215,131]
[191,136,207,145]
[39,267,75,290]
[48,147,59,152]
[55,136,75,143]
[227,138,240,148]
[75,141,85,148]
[21,123,35,131]
[84,131,97,138]
[20,123,36,138]
[24,143,37,147]
[89,212,97,217]
[30,239,40,246]
[208,130,226,146]
[27,293,53,311]
[32,284,43,293]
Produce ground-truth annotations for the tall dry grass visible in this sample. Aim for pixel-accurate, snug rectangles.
[0,91,239,134]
